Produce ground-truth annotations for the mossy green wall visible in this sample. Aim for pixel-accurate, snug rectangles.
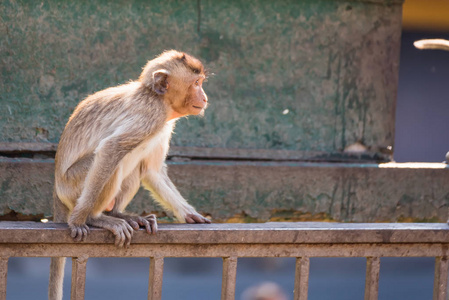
[1,0,402,155]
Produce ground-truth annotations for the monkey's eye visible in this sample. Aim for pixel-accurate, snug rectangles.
[195,80,200,86]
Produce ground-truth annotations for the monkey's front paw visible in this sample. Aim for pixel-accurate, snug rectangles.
[185,213,211,224]
[69,224,90,242]
[124,214,158,235]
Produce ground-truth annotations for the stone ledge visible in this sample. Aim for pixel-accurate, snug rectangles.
[0,158,448,222]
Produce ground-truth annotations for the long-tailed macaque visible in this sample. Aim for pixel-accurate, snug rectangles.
[49,50,211,300]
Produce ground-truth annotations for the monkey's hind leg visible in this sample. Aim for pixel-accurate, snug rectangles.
[106,211,158,235]
[106,169,158,234]
[86,214,134,247]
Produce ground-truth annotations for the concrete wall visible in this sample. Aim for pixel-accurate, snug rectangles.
[1,158,448,222]
[5,0,441,223]
[1,0,402,156]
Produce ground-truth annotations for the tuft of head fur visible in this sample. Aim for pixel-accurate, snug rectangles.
[139,50,205,89]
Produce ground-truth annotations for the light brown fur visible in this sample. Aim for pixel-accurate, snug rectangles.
[49,50,210,300]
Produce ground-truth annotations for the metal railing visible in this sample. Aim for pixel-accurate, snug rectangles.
[0,221,448,300]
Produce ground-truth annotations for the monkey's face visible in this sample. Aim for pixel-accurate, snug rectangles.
[165,72,208,117]
[184,76,208,116]
[145,51,208,118]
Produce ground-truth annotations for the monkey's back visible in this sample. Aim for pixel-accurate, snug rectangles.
[54,81,166,201]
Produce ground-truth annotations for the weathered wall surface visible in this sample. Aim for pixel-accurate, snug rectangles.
[1,0,402,155]
[1,158,448,223]
[1,0,428,223]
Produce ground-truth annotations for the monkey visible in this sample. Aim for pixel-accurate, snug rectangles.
[49,50,211,300]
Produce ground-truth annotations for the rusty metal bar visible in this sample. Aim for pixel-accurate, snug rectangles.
[71,256,88,300]
[148,257,164,300]
[221,257,238,300]
[0,222,448,298]
[365,257,380,300]
[2,222,449,245]
[433,257,449,300]
[294,257,310,300]
[1,243,449,259]
[0,257,8,300]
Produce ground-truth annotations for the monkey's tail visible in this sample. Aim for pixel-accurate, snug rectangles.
[49,189,69,300]
[49,257,66,300]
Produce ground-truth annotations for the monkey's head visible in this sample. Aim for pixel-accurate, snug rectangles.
[140,50,208,118]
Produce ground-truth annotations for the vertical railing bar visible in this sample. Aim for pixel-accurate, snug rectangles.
[294,257,310,300]
[365,257,380,300]
[221,256,238,300]
[148,257,164,300]
[70,256,88,300]
[0,257,8,300]
[433,257,449,300]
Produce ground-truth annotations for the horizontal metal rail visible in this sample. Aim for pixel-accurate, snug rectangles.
[0,221,448,300]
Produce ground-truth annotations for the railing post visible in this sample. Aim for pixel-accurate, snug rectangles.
[221,257,238,300]
[71,256,88,300]
[294,257,310,300]
[148,257,164,300]
[365,257,380,300]
[433,257,449,300]
[0,257,8,300]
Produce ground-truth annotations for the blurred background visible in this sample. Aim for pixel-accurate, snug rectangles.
[3,0,449,299]
[395,0,449,163]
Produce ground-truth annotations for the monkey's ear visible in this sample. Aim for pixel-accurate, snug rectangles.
[152,69,170,95]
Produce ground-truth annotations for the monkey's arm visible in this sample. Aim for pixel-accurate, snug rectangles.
[141,164,211,224]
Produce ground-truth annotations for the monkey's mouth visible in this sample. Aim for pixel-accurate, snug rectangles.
[192,105,204,110]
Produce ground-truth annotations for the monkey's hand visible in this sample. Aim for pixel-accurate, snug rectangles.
[185,213,212,224]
